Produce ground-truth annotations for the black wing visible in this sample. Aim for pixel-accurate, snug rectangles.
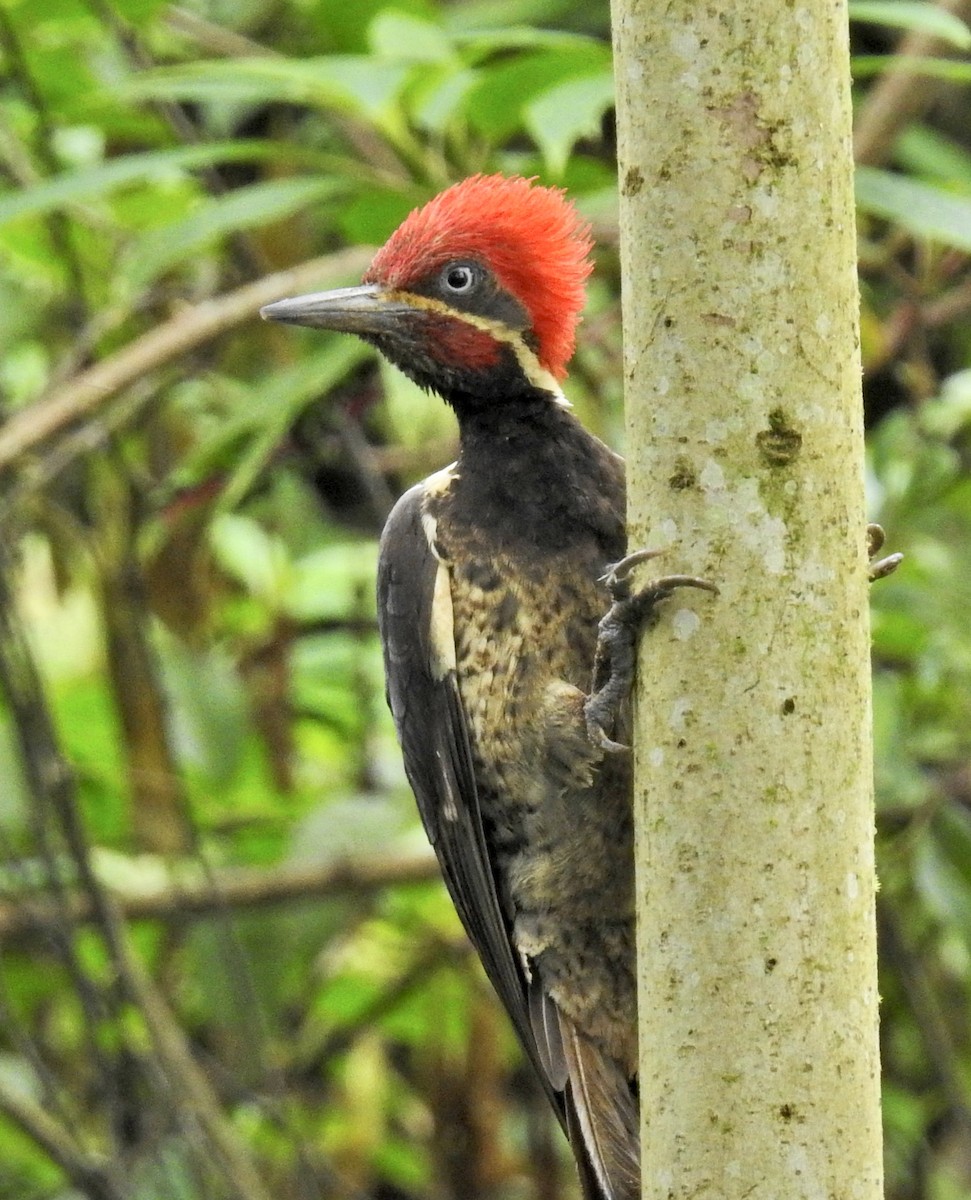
[377,483,638,1200]
[376,483,560,1102]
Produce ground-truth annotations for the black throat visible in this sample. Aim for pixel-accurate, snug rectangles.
[443,389,626,562]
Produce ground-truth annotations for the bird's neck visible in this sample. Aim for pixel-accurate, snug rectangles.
[453,387,569,445]
[452,391,583,494]
[444,390,625,560]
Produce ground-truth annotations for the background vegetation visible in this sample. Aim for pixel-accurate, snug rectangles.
[0,0,969,1196]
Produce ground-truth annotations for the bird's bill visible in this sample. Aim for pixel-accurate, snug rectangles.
[260,284,412,334]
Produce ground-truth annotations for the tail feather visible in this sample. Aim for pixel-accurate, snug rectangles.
[559,1014,640,1200]
[528,973,569,1090]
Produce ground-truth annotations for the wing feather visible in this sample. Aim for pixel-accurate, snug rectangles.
[377,484,556,1104]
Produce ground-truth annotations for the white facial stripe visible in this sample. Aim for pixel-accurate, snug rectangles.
[383,290,571,407]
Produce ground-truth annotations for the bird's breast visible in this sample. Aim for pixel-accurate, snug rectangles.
[447,548,638,1072]
[445,543,633,903]
[424,467,637,1074]
[448,551,595,779]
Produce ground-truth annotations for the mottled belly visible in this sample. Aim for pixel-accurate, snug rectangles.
[448,555,600,822]
[448,553,637,1070]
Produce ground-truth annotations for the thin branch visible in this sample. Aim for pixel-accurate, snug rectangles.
[924,271,971,328]
[0,956,80,1136]
[0,554,123,1088]
[0,852,440,943]
[333,408,398,525]
[92,451,194,853]
[296,933,466,1075]
[105,910,278,1200]
[164,6,281,59]
[0,246,372,473]
[163,2,412,182]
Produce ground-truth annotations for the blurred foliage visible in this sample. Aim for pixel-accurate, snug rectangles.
[0,0,969,1196]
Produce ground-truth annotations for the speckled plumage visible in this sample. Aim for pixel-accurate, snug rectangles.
[427,412,637,1077]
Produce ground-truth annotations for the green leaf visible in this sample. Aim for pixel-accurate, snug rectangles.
[410,66,480,133]
[849,0,971,46]
[379,357,457,454]
[368,11,455,62]
[915,807,971,940]
[0,141,297,226]
[124,57,412,121]
[452,25,605,58]
[113,0,168,23]
[337,187,424,245]
[894,125,971,191]
[287,542,379,621]
[465,46,610,140]
[210,513,292,604]
[123,177,345,290]
[855,166,971,251]
[0,720,29,832]
[311,0,438,53]
[871,608,928,662]
[217,338,374,514]
[158,638,250,787]
[525,71,614,175]
[852,54,971,80]
[919,370,971,440]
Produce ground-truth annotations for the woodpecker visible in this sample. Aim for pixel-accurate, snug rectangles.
[262,175,706,1200]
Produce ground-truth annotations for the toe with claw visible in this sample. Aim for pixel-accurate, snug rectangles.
[584,550,718,753]
[867,523,903,582]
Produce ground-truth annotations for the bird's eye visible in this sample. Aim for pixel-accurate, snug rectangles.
[443,263,478,294]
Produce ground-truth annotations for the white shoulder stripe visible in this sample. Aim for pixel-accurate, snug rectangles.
[428,560,457,679]
[418,477,458,680]
[423,461,458,498]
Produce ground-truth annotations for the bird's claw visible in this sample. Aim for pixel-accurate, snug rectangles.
[599,548,666,600]
[867,523,903,582]
[600,548,719,603]
[585,551,718,752]
[640,573,720,601]
[585,718,630,756]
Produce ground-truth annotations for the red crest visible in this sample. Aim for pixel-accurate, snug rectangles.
[365,175,594,381]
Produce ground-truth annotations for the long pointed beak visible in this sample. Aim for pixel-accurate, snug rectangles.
[260,284,413,335]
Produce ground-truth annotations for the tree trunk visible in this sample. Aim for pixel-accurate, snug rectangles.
[610,0,884,1196]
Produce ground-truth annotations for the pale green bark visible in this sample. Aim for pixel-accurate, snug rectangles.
[610,0,884,1197]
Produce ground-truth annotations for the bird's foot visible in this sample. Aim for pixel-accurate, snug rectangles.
[868,523,903,582]
[584,550,718,754]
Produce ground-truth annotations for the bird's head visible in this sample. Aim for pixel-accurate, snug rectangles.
[261,175,593,407]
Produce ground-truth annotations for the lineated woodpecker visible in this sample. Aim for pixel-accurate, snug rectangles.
[262,175,712,1200]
